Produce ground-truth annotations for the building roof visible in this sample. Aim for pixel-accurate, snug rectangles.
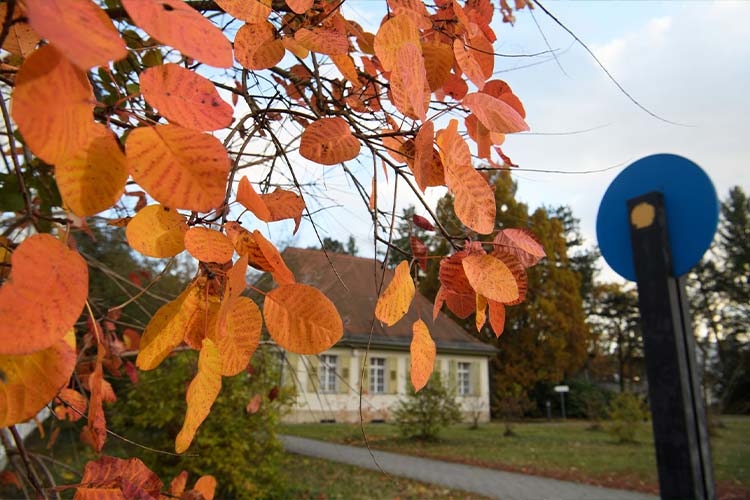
[252,248,496,356]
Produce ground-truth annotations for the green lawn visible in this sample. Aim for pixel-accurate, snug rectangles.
[281,417,750,497]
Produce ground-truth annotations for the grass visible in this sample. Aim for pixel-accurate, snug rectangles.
[280,416,750,497]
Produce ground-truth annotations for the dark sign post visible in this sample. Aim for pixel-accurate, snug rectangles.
[597,154,719,500]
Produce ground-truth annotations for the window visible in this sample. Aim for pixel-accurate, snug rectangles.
[370,357,385,394]
[319,355,338,392]
[457,362,471,396]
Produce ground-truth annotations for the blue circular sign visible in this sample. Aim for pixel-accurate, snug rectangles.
[596,154,719,281]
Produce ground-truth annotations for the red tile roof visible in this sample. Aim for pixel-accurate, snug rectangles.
[252,248,495,355]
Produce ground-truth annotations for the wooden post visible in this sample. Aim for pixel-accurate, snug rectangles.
[627,191,715,500]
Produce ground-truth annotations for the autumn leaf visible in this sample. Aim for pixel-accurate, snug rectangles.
[389,42,429,122]
[299,117,361,165]
[453,33,494,89]
[236,178,306,233]
[74,456,162,500]
[121,0,232,68]
[263,284,343,355]
[175,338,222,454]
[140,63,233,131]
[375,260,415,326]
[295,28,349,56]
[488,299,506,337]
[136,287,191,370]
[184,227,235,263]
[475,293,488,331]
[11,45,96,165]
[0,5,39,57]
[413,214,435,231]
[25,0,127,70]
[86,347,107,453]
[374,14,420,72]
[235,21,286,70]
[54,388,87,422]
[246,394,262,414]
[492,228,546,268]
[253,230,296,285]
[462,254,519,303]
[492,248,528,305]
[410,319,436,392]
[126,125,230,212]
[217,297,262,376]
[422,40,453,91]
[0,330,75,428]
[126,205,187,258]
[170,471,189,497]
[410,236,428,271]
[215,0,271,22]
[224,222,275,272]
[0,234,88,355]
[192,476,217,500]
[56,124,128,217]
[409,121,445,191]
[286,0,314,14]
[463,92,529,134]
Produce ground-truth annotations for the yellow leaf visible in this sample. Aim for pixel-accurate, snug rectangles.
[126,205,187,258]
[263,284,343,355]
[175,338,222,453]
[126,125,230,212]
[217,297,261,376]
[410,319,435,392]
[11,45,96,165]
[56,124,128,217]
[375,260,415,326]
[0,330,75,427]
[0,234,88,355]
[462,255,519,303]
[136,287,190,371]
[184,227,235,263]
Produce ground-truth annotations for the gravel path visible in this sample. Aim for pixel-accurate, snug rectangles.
[280,435,658,500]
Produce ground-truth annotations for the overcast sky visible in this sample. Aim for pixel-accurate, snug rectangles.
[247,1,750,284]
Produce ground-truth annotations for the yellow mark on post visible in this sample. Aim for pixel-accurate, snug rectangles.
[631,202,655,229]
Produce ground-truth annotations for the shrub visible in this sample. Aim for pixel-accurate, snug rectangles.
[607,392,649,443]
[391,375,462,440]
[110,348,293,499]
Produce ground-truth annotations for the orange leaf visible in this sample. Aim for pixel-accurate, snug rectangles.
[437,121,495,234]
[121,0,232,68]
[75,456,162,500]
[331,54,360,87]
[374,14,420,72]
[463,92,529,134]
[444,288,476,318]
[375,260,415,326]
[176,338,222,454]
[56,124,128,217]
[235,21,285,70]
[224,222,274,272]
[491,248,528,305]
[126,205,187,258]
[410,236,427,271]
[422,40,453,92]
[184,227,235,263]
[462,254,519,303]
[387,0,431,29]
[217,297,261,376]
[170,471,189,497]
[252,231,296,285]
[492,228,545,267]
[475,293,487,331]
[236,178,306,233]
[140,63,233,131]
[25,0,127,69]
[193,475,217,500]
[263,284,343,354]
[411,121,444,191]
[86,348,107,453]
[410,319,435,392]
[453,33,494,89]
[227,254,248,300]
[126,124,230,212]
[11,45,95,165]
[246,394,262,414]
[482,80,526,118]
[295,27,349,55]
[300,117,360,165]
[0,234,87,355]
[54,388,87,422]
[488,299,505,337]
[215,0,271,22]
[0,5,39,57]
[287,0,313,13]
[389,42,429,122]
[0,331,75,427]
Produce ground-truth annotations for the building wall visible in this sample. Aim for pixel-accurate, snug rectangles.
[280,347,491,424]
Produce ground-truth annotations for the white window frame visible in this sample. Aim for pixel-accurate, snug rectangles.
[369,357,386,394]
[457,361,471,396]
[319,355,338,393]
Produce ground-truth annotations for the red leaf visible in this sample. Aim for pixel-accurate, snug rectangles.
[410,236,428,271]
[412,214,435,231]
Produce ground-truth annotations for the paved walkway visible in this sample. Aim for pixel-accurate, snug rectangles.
[281,435,657,500]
